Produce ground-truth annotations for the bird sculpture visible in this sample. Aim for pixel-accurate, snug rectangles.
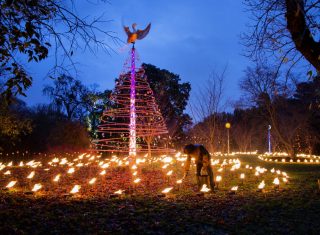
[124,23,151,44]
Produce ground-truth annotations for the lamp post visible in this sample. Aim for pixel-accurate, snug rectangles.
[225,122,231,155]
[268,125,272,154]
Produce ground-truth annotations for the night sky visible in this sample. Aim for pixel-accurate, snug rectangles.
[22,0,250,111]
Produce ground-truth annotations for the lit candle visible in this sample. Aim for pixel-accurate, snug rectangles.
[70,185,81,194]
[6,180,17,188]
[200,184,210,193]
[32,183,42,192]
[161,187,173,194]
[27,171,35,179]
[53,174,61,182]
[89,178,96,184]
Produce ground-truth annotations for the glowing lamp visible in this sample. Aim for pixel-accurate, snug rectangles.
[225,122,231,129]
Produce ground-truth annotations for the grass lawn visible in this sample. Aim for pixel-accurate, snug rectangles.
[0,154,320,234]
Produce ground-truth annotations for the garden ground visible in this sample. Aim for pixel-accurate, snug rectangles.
[0,155,320,234]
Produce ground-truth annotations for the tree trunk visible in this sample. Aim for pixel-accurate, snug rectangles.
[285,0,320,71]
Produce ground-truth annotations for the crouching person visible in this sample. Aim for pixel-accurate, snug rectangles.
[183,144,215,191]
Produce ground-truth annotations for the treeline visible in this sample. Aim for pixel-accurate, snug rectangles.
[0,64,192,154]
[0,74,110,153]
[1,63,320,156]
[187,65,320,156]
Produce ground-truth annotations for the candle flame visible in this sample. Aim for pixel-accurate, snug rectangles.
[27,171,35,179]
[32,183,42,192]
[70,185,81,194]
[89,178,96,184]
[53,174,61,182]
[133,178,141,183]
[200,184,211,193]
[258,180,265,189]
[162,187,173,194]
[231,186,238,191]
[6,180,17,188]
[216,175,222,182]
[273,177,280,185]
[114,189,124,195]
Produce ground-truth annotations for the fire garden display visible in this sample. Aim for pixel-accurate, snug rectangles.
[93,23,168,160]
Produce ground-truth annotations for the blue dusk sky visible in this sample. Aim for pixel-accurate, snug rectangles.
[22,0,251,111]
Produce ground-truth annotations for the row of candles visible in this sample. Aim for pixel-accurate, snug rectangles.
[0,152,289,196]
[258,152,320,164]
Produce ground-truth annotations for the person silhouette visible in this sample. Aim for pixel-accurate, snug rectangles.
[183,144,215,191]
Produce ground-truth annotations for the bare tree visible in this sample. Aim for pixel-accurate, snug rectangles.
[240,64,310,157]
[243,0,320,76]
[189,68,226,152]
[0,0,119,98]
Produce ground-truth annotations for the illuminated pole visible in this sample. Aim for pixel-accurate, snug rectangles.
[268,125,272,154]
[225,122,231,155]
[129,44,136,160]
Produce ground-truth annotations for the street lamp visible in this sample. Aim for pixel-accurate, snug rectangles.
[225,122,231,155]
[268,125,272,154]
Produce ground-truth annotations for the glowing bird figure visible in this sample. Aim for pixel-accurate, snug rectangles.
[124,23,151,44]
